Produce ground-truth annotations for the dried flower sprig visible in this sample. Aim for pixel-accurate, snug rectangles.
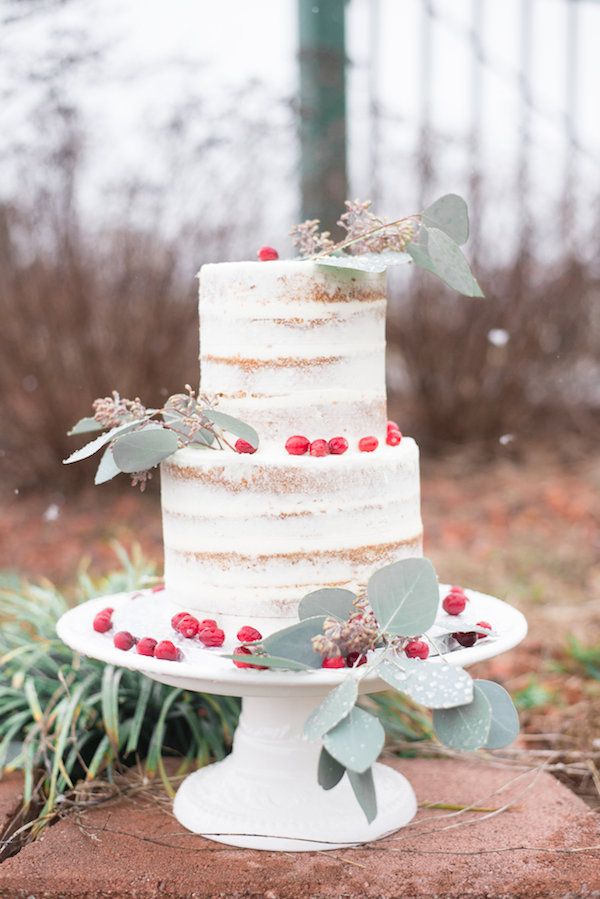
[291,193,484,298]
[289,218,335,257]
[290,199,419,259]
[337,199,416,255]
[64,386,259,489]
[312,596,379,659]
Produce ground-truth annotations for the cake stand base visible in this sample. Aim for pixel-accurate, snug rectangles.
[56,586,527,852]
[171,694,416,851]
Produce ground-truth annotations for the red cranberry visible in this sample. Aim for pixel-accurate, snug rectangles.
[237,625,263,643]
[136,637,158,656]
[285,435,310,455]
[358,436,378,452]
[171,611,189,630]
[476,620,492,639]
[310,439,329,457]
[453,631,477,648]
[93,609,113,633]
[328,436,349,455]
[346,651,367,667]
[233,645,254,668]
[199,627,225,647]
[387,420,399,432]
[442,592,467,615]
[386,429,403,446]
[199,618,218,630]
[257,246,279,261]
[232,645,267,670]
[154,640,179,661]
[235,438,257,454]
[322,657,346,669]
[113,631,136,651]
[177,615,200,638]
[404,639,430,660]
[151,583,165,593]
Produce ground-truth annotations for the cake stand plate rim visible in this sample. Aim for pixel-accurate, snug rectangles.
[56,587,528,697]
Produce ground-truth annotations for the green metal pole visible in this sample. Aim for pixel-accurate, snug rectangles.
[298,0,348,234]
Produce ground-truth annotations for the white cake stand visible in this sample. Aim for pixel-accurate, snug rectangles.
[56,586,527,852]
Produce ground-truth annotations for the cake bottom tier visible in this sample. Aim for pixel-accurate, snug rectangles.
[161,439,423,620]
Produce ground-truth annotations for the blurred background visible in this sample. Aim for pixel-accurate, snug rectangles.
[0,0,599,788]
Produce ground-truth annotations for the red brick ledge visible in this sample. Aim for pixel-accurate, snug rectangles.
[0,758,598,898]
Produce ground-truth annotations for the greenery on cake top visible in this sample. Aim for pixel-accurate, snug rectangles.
[290,193,484,297]
[64,386,258,489]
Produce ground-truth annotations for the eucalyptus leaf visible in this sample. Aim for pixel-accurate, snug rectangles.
[426,227,484,298]
[162,412,215,446]
[112,426,179,473]
[220,653,310,671]
[192,427,216,447]
[68,416,103,436]
[322,707,385,773]
[423,194,469,245]
[476,680,520,749]
[378,657,473,710]
[367,558,439,637]
[304,678,359,741]
[298,588,357,622]
[63,421,141,465]
[317,746,346,790]
[94,447,121,485]
[261,616,327,669]
[347,767,378,824]
[203,410,259,450]
[316,250,411,275]
[433,683,492,750]
[406,237,438,278]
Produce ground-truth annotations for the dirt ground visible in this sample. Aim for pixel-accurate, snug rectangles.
[1,447,599,801]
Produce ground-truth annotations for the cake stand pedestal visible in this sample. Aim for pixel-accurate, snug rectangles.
[56,587,527,851]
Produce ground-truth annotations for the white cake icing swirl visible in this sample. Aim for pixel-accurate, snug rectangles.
[160,258,423,625]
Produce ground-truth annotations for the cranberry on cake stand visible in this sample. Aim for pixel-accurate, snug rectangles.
[56,583,526,852]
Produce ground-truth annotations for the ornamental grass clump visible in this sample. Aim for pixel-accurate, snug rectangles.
[0,544,239,855]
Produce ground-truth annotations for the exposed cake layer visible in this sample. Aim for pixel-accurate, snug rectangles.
[161,439,423,619]
[199,260,387,449]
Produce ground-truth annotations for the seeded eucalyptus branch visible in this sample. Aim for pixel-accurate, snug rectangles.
[64,385,259,489]
[228,557,519,824]
[290,193,484,297]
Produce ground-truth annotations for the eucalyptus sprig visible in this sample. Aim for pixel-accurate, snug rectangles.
[229,557,519,824]
[291,194,484,298]
[63,385,259,489]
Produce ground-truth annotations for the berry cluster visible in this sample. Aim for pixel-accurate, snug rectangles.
[171,612,225,647]
[92,608,180,661]
[441,586,492,647]
[285,422,403,456]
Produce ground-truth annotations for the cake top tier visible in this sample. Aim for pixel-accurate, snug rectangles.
[199,260,388,451]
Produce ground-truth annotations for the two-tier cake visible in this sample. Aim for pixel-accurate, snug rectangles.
[161,260,423,628]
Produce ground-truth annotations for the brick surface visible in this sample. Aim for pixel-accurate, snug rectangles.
[0,758,599,898]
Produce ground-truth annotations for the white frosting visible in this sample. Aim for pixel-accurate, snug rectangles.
[199,260,387,449]
[159,259,424,622]
[161,439,423,618]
